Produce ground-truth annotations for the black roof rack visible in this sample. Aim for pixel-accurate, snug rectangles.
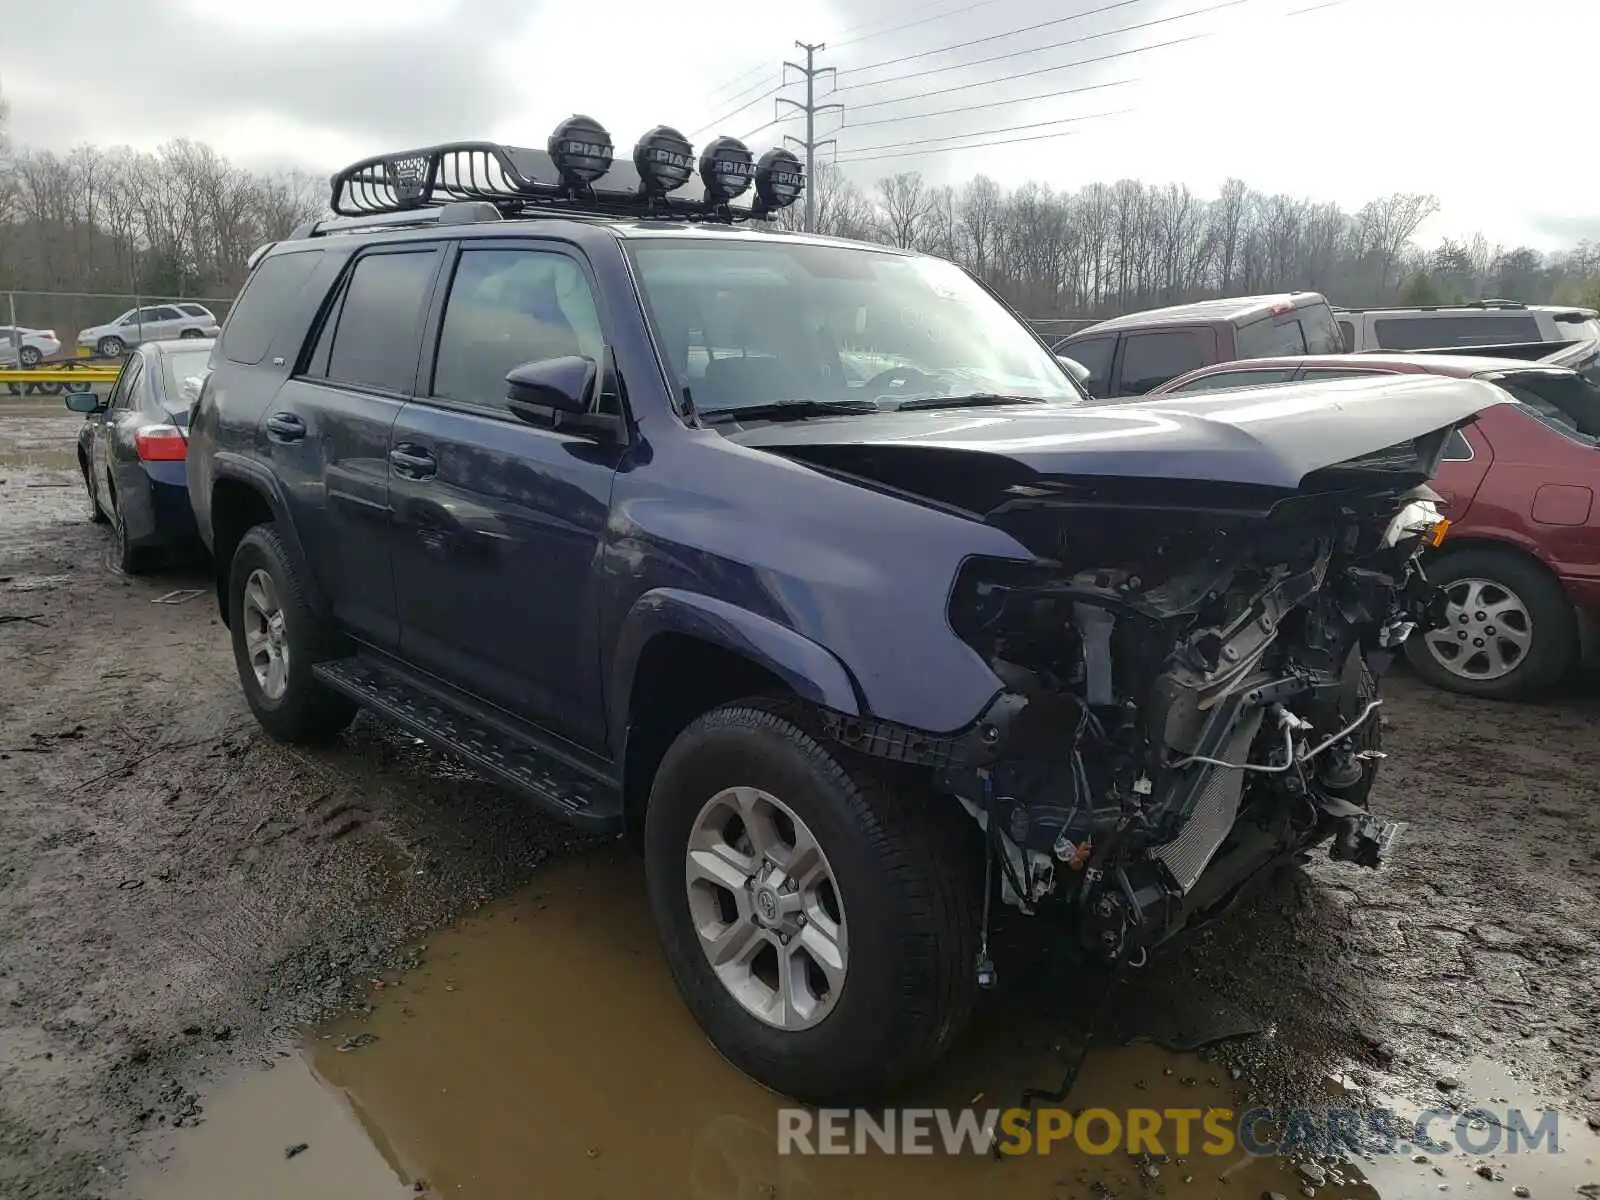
[325,140,776,227]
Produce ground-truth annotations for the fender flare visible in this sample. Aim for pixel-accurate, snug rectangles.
[209,452,328,621]
[608,588,864,751]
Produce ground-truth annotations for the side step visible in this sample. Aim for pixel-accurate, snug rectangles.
[313,657,623,834]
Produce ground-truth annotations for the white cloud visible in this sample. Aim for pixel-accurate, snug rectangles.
[2,0,1595,249]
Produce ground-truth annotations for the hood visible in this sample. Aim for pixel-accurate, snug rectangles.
[727,374,1507,500]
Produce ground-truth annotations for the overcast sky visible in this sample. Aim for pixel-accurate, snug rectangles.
[1,0,1595,250]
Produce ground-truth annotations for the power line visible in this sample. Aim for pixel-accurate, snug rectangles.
[837,0,1149,78]
[833,106,1134,157]
[830,0,1347,164]
[704,62,776,100]
[688,81,786,141]
[839,76,1137,131]
[834,0,1253,93]
[835,119,1131,165]
[829,0,1014,50]
[843,34,1202,113]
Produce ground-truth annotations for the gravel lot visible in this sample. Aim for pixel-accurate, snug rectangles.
[2,405,1597,1198]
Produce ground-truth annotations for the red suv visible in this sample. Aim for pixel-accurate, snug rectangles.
[1151,353,1600,699]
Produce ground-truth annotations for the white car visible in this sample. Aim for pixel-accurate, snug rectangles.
[0,324,62,367]
[76,304,221,357]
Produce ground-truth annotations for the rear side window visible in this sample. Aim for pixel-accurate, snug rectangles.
[320,250,440,394]
[1443,429,1474,460]
[222,250,325,366]
[1119,330,1208,394]
[1337,319,1357,351]
[1372,313,1541,350]
[1061,335,1114,395]
[1235,316,1306,359]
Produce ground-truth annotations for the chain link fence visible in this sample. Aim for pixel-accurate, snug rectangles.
[3,290,236,364]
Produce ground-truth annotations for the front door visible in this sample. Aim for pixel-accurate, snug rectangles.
[388,241,622,749]
[265,243,445,649]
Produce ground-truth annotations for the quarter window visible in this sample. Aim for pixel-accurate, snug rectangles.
[223,250,325,366]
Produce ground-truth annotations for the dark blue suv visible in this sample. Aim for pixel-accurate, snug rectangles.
[187,127,1499,1104]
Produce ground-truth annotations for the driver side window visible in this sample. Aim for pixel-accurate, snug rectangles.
[431,247,606,414]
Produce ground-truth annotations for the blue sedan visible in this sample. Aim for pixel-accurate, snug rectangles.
[68,339,214,574]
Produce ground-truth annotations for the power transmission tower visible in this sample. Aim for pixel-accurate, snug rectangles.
[776,41,842,234]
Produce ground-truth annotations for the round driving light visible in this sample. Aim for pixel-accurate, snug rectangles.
[548,114,613,187]
[633,126,695,195]
[698,135,755,201]
[754,147,805,211]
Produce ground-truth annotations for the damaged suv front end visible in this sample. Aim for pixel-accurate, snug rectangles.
[942,471,1449,964]
[747,376,1497,967]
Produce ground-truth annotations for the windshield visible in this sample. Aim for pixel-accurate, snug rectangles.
[625,239,1083,413]
[160,347,212,407]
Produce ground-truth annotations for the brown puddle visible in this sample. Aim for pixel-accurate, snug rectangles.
[126,850,1599,1199]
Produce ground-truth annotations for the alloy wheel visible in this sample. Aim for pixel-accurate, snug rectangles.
[242,568,291,701]
[684,786,848,1031]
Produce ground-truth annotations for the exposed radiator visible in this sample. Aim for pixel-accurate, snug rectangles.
[1152,709,1266,893]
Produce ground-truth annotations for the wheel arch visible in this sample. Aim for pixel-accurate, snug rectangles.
[611,591,867,841]
[1428,534,1573,600]
[208,462,323,628]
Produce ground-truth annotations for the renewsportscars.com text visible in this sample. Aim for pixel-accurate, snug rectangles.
[777,1106,1562,1158]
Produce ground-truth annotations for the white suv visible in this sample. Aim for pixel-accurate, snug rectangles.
[1335,300,1599,354]
[76,304,222,358]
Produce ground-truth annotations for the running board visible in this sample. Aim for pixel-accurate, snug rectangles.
[313,657,622,834]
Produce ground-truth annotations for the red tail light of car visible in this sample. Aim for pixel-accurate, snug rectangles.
[135,425,187,461]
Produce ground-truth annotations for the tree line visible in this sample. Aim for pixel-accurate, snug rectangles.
[775,165,1600,324]
[4,84,1597,345]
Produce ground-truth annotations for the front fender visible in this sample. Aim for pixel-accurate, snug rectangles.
[608,588,864,749]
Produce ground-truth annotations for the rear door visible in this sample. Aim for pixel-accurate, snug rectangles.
[387,238,623,748]
[268,242,445,649]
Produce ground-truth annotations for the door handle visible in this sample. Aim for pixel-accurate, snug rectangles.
[265,412,306,442]
[389,445,437,479]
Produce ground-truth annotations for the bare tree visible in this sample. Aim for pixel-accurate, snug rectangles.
[875,172,932,250]
[1356,192,1440,293]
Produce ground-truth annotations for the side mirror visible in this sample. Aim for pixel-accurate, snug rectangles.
[65,391,104,414]
[1056,355,1092,387]
[506,356,594,414]
[505,355,626,441]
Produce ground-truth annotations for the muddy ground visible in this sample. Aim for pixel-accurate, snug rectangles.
[1,404,1598,1199]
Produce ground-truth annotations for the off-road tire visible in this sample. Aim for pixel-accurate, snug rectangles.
[227,524,356,743]
[1405,547,1575,700]
[644,700,980,1105]
[97,336,125,358]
